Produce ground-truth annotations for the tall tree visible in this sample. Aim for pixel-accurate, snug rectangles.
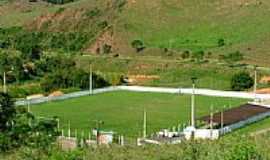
[0,92,15,131]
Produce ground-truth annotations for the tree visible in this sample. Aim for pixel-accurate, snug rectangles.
[192,50,205,62]
[0,92,15,132]
[181,50,190,59]
[231,72,254,91]
[131,40,145,53]
[218,38,225,47]
[222,51,244,64]
[0,92,58,152]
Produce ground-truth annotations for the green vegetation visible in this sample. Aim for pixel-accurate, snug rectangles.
[2,134,270,160]
[236,117,270,134]
[1,0,270,65]
[118,0,270,66]
[231,72,254,91]
[0,50,110,98]
[0,92,58,152]
[31,91,246,138]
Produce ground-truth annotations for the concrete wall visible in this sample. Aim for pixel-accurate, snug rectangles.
[219,111,270,135]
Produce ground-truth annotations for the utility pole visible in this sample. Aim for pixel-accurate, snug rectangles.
[143,109,147,138]
[27,99,30,113]
[254,65,258,102]
[191,77,197,128]
[68,121,71,139]
[221,106,224,130]
[89,62,93,95]
[3,71,6,93]
[210,105,214,137]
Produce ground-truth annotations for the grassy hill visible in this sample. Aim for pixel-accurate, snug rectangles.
[1,0,270,66]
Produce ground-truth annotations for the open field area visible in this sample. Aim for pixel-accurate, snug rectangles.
[31,91,247,138]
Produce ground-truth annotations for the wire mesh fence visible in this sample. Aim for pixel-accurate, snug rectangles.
[15,86,119,106]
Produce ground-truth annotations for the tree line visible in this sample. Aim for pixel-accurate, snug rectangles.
[0,49,110,97]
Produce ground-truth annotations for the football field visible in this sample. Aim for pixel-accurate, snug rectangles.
[31,91,246,137]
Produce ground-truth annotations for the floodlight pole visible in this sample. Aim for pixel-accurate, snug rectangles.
[3,71,6,93]
[143,109,147,138]
[27,99,30,113]
[210,105,214,137]
[254,65,258,102]
[221,106,224,129]
[89,63,93,95]
[191,77,197,128]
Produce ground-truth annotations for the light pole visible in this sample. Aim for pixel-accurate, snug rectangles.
[3,71,6,93]
[191,77,197,128]
[143,109,147,138]
[254,65,258,102]
[89,62,93,95]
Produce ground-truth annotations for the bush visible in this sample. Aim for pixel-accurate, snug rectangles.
[218,38,225,47]
[222,51,244,64]
[85,8,101,18]
[231,72,254,91]
[181,50,190,59]
[192,50,205,62]
[131,40,145,53]
[41,68,110,92]
[102,44,112,54]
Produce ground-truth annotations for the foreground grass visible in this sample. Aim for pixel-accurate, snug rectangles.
[236,117,270,134]
[31,91,246,138]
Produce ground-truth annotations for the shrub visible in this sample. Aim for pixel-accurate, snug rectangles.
[131,40,145,53]
[218,38,225,47]
[231,72,254,91]
[222,51,244,64]
[55,7,66,14]
[181,50,190,59]
[192,50,205,62]
[41,68,110,92]
[102,44,112,54]
[85,8,101,18]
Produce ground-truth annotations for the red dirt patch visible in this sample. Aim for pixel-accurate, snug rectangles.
[86,29,115,54]
[260,76,270,84]
[126,75,160,84]
[256,88,270,94]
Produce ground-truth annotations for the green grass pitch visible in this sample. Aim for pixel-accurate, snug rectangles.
[31,91,247,138]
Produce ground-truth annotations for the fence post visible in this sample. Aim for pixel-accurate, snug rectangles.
[120,135,124,146]
[118,135,120,144]
[89,132,91,140]
[68,122,71,139]
[75,129,78,139]
[57,118,60,130]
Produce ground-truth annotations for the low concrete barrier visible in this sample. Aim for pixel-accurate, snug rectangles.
[15,86,270,106]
